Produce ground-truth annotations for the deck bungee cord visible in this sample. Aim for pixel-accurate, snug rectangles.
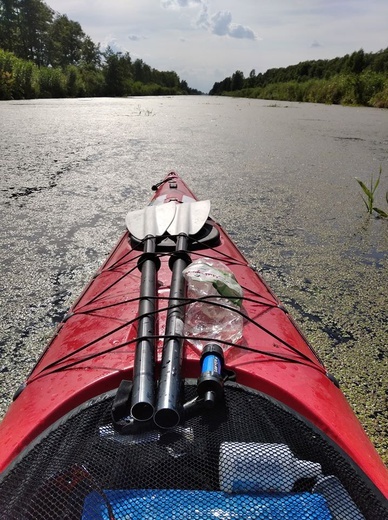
[26,226,329,387]
[26,291,328,384]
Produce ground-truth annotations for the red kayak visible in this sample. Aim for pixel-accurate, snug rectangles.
[0,171,387,519]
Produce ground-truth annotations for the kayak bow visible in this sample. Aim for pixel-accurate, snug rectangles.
[0,171,387,520]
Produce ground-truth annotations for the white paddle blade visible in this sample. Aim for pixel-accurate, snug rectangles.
[126,201,176,240]
[167,200,211,236]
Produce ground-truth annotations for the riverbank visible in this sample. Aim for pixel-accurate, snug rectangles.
[221,72,388,108]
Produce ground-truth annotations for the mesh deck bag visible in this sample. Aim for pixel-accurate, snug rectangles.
[0,382,387,519]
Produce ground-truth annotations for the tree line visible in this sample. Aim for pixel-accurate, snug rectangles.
[0,0,201,99]
[209,49,388,107]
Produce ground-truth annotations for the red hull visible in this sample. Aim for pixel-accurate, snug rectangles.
[0,172,387,498]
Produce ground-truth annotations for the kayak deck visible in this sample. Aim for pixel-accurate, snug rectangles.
[0,172,387,518]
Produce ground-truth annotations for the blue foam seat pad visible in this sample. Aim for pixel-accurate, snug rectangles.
[82,488,332,519]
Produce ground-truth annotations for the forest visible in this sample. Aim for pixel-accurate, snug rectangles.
[0,0,201,100]
[209,48,388,107]
[1,1,387,105]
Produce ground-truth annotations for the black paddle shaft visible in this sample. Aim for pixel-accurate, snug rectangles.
[130,236,159,422]
[154,234,190,428]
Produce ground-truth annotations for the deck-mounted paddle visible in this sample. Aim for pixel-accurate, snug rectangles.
[154,200,211,429]
[125,202,176,422]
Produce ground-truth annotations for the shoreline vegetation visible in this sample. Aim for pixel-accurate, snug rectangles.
[209,49,388,108]
[0,48,201,99]
[3,48,387,107]
[0,0,201,100]
[0,1,387,106]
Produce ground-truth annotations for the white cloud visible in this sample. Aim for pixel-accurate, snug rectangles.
[229,24,256,40]
[161,0,202,9]
[212,11,258,40]
[210,10,231,36]
[196,4,210,30]
[196,6,258,40]
[162,0,258,40]
[128,35,148,42]
[101,37,128,54]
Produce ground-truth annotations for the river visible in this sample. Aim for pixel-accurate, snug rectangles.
[0,96,387,461]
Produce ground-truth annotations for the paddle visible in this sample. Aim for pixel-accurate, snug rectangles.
[125,202,176,243]
[125,202,176,422]
[154,200,211,429]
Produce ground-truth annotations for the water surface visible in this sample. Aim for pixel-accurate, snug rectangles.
[1,96,387,460]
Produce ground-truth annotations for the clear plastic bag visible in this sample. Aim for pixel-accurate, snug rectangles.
[183,258,243,351]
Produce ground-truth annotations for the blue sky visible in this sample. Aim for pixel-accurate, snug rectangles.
[47,0,388,93]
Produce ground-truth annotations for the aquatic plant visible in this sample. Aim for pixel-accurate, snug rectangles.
[136,104,155,116]
[356,166,388,218]
[373,191,388,218]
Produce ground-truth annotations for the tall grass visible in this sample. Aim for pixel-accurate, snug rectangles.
[0,49,188,100]
[0,50,106,99]
[0,49,66,99]
[356,167,388,218]
[0,50,46,99]
[227,72,388,108]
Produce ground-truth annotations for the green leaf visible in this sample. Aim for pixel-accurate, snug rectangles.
[356,179,372,199]
[373,207,388,218]
[360,196,371,213]
[372,173,380,194]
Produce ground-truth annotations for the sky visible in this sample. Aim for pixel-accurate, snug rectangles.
[47,0,388,93]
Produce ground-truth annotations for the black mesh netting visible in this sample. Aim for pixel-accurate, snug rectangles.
[0,382,387,519]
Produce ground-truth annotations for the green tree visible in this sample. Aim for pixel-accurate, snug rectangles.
[133,58,145,82]
[103,47,132,96]
[347,49,366,74]
[0,0,18,51]
[155,70,180,89]
[370,48,388,73]
[17,0,53,65]
[47,14,85,67]
[80,35,101,68]
[231,70,244,91]
[247,69,256,87]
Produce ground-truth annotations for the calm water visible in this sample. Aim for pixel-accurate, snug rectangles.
[1,96,387,459]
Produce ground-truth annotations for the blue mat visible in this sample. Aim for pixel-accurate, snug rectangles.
[82,489,332,519]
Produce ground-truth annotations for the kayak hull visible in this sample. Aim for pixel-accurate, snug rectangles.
[0,171,387,510]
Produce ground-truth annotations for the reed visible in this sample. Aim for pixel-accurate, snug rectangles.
[356,166,388,218]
